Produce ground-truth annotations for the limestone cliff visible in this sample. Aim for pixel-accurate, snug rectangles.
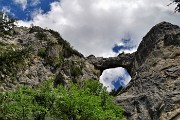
[0,25,100,91]
[88,22,180,120]
[0,20,179,120]
[115,22,180,120]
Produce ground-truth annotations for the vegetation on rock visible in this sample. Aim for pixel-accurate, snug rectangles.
[0,45,33,83]
[0,12,17,36]
[0,11,124,120]
[169,0,180,12]
[0,80,124,120]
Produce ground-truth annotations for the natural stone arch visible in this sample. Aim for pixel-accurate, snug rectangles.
[87,52,135,77]
[86,53,134,94]
[87,22,180,120]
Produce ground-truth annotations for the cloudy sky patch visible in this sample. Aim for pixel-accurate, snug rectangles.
[100,67,131,92]
[13,0,27,10]
[17,0,180,57]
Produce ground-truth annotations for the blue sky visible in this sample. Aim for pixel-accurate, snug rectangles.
[1,0,180,91]
[0,0,59,20]
[112,38,135,53]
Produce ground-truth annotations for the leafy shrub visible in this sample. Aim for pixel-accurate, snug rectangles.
[0,46,33,81]
[70,65,83,78]
[0,80,125,120]
[0,12,17,36]
[48,29,84,58]
[38,48,46,58]
[35,31,48,41]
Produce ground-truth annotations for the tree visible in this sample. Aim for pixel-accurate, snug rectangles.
[0,12,16,34]
[0,80,125,120]
[168,0,180,12]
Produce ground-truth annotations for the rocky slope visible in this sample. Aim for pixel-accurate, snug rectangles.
[0,25,100,91]
[0,20,179,120]
[87,22,180,120]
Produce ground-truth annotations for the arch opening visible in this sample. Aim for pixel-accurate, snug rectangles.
[100,67,131,92]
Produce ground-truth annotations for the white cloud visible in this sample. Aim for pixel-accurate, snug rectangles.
[1,7,16,18]
[2,7,11,13]
[30,0,41,6]
[17,0,180,89]
[30,8,43,18]
[18,0,180,57]
[13,0,40,10]
[100,67,131,92]
[13,0,27,10]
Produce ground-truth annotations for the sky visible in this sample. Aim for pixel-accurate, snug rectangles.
[1,0,180,91]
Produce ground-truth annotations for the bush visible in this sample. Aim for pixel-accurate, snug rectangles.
[48,29,84,58]
[0,12,17,36]
[35,31,47,41]
[0,80,125,120]
[0,46,33,82]
[38,48,46,58]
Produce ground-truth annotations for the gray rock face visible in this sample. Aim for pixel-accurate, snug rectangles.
[87,22,180,120]
[87,53,134,75]
[0,26,100,90]
[115,22,180,120]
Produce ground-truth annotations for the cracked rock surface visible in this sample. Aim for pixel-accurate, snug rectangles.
[115,22,180,120]
[87,22,180,120]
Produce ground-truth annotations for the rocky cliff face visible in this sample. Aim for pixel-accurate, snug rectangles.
[0,21,179,120]
[0,25,100,91]
[88,22,180,120]
[115,22,180,120]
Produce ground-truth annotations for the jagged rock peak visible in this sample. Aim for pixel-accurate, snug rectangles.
[131,22,180,76]
[138,21,180,50]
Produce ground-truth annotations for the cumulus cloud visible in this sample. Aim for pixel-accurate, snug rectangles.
[17,0,180,90]
[18,0,180,57]
[30,8,43,18]
[13,0,27,10]
[13,0,41,10]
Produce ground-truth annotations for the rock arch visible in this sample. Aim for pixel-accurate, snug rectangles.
[87,22,180,120]
[87,52,135,77]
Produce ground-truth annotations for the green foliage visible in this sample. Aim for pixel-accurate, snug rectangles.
[38,48,46,58]
[0,12,17,36]
[0,80,125,120]
[168,0,180,12]
[0,46,33,81]
[35,31,48,41]
[48,29,84,58]
[70,65,83,79]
